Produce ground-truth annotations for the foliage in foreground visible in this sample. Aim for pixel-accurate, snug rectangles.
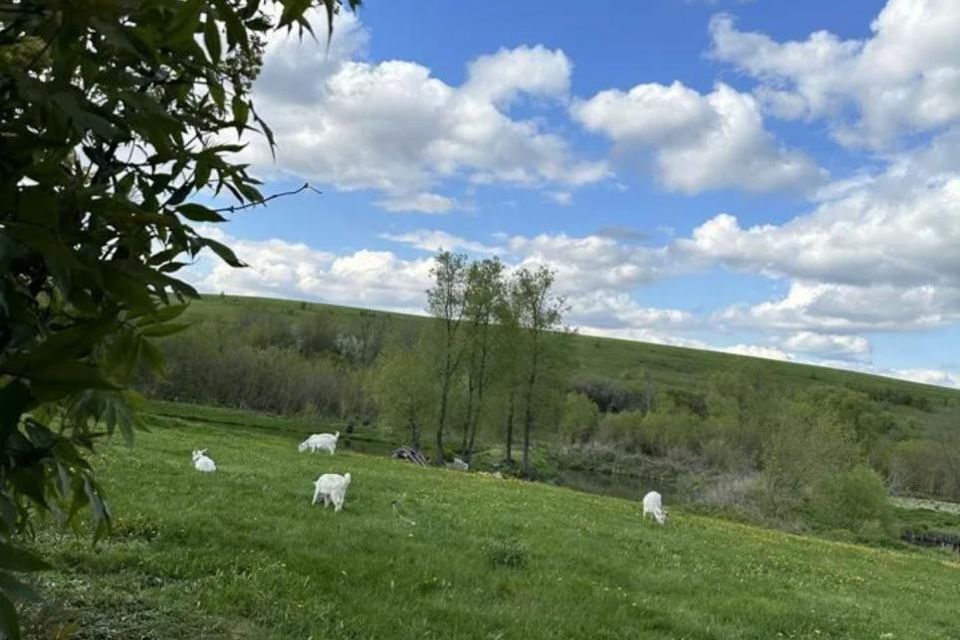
[22,413,960,639]
[0,1,358,635]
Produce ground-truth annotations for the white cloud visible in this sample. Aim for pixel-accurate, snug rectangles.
[671,125,960,334]
[244,26,607,212]
[893,368,960,389]
[379,229,499,254]
[722,344,793,361]
[716,281,960,334]
[566,290,696,331]
[572,81,824,193]
[377,192,458,214]
[782,331,871,362]
[505,233,670,294]
[709,1,960,147]
[463,45,572,105]
[192,229,432,314]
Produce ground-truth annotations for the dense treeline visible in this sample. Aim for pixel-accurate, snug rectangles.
[140,255,960,537]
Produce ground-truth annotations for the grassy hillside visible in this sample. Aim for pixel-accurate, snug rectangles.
[25,408,960,639]
[187,294,960,407]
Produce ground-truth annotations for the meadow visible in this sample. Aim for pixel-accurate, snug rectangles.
[24,408,960,640]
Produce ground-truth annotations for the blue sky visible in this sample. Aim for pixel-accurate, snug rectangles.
[190,0,960,388]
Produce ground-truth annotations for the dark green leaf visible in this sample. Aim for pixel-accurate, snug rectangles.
[0,591,21,640]
[140,322,191,337]
[203,18,221,64]
[167,0,205,43]
[0,493,17,533]
[232,95,250,135]
[202,237,246,267]
[0,381,33,440]
[0,542,51,572]
[138,339,166,376]
[0,571,38,603]
[177,203,226,223]
[27,361,119,391]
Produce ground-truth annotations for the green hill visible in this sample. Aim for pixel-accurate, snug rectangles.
[26,410,960,639]
[190,294,958,402]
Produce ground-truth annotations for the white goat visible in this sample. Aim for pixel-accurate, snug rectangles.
[312,473,352,512]
[298,432,339,454]
[642,490,667,525]
[192,449,216,473]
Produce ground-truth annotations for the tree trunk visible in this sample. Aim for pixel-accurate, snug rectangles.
[504,388,515,464]
[408,418,420,450]
[436,363,452,465]
[465,388,482,463]
[522,381,534,478]
[465,341,489,463]
[461,375,475,454]
[522,339,539,479]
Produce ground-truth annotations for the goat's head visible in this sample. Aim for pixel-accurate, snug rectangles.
[343,472,351,485]
[298,440,309,452]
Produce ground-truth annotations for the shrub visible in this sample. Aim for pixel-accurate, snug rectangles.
[484,537,530,569]
[808,466,894,538]
[596,410,648,452]
[561,392,600,444]
[570,377,646,414]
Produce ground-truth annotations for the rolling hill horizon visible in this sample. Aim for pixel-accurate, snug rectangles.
[191,293,960,398]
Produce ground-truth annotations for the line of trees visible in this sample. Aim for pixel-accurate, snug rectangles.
[369,251,569,478]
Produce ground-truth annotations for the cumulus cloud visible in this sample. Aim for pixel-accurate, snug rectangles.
[674,132,960,334]
[504,233,671,294]
[462,46,572,105]
[709,0,960,147]
[192,229,432,315]
[716,281,960,333]
[572,81,824,193]
[893,368,960,389]
[244,20,607,212]
[679,171,960,289]
[781,331,871,362]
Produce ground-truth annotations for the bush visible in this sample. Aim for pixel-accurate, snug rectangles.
[484,537,529,569]
[561,392,600,444]
[570,377,647,414]
[596,410,648,452]
[808,465,894,538]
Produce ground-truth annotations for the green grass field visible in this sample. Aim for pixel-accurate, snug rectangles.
[25,407,960,639]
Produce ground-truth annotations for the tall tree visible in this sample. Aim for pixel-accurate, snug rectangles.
[511,266,566,478]
[493,289,523,465]
[0,1,358,635]
[426,251,468,465]
[460,257,505,462]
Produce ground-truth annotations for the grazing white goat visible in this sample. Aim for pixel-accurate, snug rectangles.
[642,490,667,525]
[192,449,216,473]
[298,432,339,454]
[312,473,352,512]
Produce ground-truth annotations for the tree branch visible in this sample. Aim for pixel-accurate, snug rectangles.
[213,182,321,213]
